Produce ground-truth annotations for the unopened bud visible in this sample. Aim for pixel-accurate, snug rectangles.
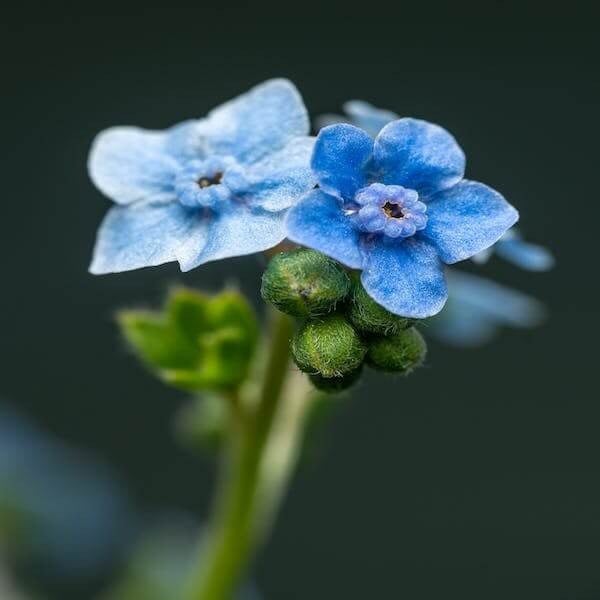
[309,366,363,393]
[366,327,427,374]
[261,249,351,318]
[292,315,366,378]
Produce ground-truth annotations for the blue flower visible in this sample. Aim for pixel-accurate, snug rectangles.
[89,79,315,274]
[286,121,519,318]
[317,101,555,274]
[427,270,546,346]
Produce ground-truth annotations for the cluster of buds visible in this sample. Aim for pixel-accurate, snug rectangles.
[261,249,427,392]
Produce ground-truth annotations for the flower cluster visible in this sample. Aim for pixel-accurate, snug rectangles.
[319,100,554,344]
[85,81,554,600]
[261,249,425,390]
[89,79,551,356]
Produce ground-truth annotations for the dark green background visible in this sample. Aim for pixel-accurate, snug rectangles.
[1,5,598,599]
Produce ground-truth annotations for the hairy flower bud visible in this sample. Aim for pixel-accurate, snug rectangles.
[292,315,366,378]
[366,327,427,374]
[261,249,351,317]
[348,276,413,335]
[309,366,363,393]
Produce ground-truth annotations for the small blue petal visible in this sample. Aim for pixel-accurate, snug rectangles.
[428,306,497,347]
[471,246,494,264]
[342,100,398,137]
[373,118,465,196]
[225,137,316,212]
[181,206,287,271]
[201,79,309,165]
[495,237,555,271]
[286,189,363,268]
[361,238,447,318]
[88,127,181,205]
[163,120,207,162]
[420,180,519,264]
[445,270,546,328]
[311,124,373,199]
[429,270,546,346]
[90,202,207,274]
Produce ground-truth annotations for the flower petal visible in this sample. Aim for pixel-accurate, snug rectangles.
[163,119,207,162]
[342,100,398,137]
[179,206,287,271]
[225,137,316,212]
[90,202,208,274]
[420,180,519,264]
[311,124,373,199]
[445,270,546,328]
[428,306,497,347]
[88,126,192,205]
[285,189,363,268]
[373,118,465,195]
[361,238,447,318]
[201,79,309,165]
[495,236,555,271]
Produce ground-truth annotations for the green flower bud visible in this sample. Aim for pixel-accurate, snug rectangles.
[367,327,427,374]
[347,276,413,335]
[261,249,351,317]
[309,366,363,393]
[292,315,366,378]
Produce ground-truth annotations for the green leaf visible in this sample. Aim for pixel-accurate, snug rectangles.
[117,288,259,392]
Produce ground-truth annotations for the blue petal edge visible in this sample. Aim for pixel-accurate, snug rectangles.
[90,202,207,274]
[179,206,287,271]
[373,118,466,196]
[201,79,310,165]
[226,136,316,212]
[311,124,373,199]
[88,127,180,206]
[420,180,519,264]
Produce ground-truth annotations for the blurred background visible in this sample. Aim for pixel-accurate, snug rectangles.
[1,4,598,599]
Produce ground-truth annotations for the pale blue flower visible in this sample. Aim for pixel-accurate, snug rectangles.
[427,270,546,346]
[286,121,518,318]
[89,80,315,274]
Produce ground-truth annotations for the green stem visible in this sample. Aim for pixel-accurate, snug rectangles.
[187,309,312,600]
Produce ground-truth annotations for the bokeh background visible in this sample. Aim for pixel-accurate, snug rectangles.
[1,5,598,599]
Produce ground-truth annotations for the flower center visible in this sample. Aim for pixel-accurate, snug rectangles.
[382,201,405,219]
[197,172,223,188]
[175,158,237,209]
[353,183,428,239]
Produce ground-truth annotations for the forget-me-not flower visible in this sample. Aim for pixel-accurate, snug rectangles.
[317,100,554,274]
[286,120,519,318]
[89,79,315,274]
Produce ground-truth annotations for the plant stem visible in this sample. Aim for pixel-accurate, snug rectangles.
[187,309,313,600]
